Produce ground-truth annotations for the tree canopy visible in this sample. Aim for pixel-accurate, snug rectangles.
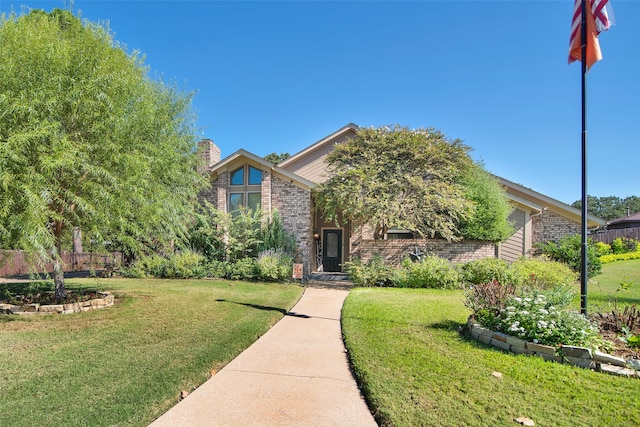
[572,195,640,222]
[0,9,206,296]
[264,152,291,164]
[316,125,513,241]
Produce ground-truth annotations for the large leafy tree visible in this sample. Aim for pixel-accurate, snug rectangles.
[316,126,512,241]
[572,195,640,221]
[459,164,514,242]
[0,9,206,297]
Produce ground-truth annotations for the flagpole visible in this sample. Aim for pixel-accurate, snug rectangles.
[580,0,589,315]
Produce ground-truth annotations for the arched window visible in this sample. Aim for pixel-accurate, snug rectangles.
[228,165,262,213]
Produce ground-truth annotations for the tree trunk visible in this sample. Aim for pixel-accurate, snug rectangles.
[53,254,66,299]
[53,221,66,299]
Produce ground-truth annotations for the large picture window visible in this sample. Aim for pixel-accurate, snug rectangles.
[228,165,262,214]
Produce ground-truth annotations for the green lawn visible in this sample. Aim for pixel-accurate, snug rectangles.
[0,278,303,427]
[342,285,640,427]
[590,258,640,310]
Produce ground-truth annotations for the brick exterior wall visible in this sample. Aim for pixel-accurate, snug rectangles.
[532,209,581,244]
[271,176,313,276]
[355,239,496,266]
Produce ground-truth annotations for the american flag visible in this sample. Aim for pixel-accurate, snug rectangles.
[568,0,613,69]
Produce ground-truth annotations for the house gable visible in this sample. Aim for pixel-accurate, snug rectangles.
[278,123,358,183]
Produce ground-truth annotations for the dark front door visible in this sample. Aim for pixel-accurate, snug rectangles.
[322,229,343,272]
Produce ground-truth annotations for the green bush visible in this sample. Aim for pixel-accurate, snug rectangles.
[460,258,514,286]
[611,237,640,255]
[495,292,602,348]
[464,280,517,330]
[205,260,229,278]
[344,256,396,287]
[257,210,297,256]
[163,252,207,279]
[227,257,259,281]
[510,257,578,289]
[600,251,640,264]
[593,241,612,257]
[257,249,293,282]
[534,234,601,278]
[396,255,461,289]
[123,254,167,278]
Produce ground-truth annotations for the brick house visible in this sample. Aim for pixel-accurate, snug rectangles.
[199,123,604,276]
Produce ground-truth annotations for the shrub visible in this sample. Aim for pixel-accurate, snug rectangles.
[464,281,517,330]
[163,252,207,279]
[534,234,601,278]
[123,254,167,278]
[510,257,578,290]
[593,241,612,257]
[495,293,602,348]
[227,257,259,281]
[257,249,293,282]
[396,255,461,289]
[205,260,229,278]
[460,258,514,286]
[257,210,297,256]
[611,237,640,255]
[344,256,395,287]
[600,251,640,264]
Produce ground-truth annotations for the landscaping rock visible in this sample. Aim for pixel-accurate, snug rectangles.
[561,345,592,359]
[526,342,556,355]
[594,351,626,367]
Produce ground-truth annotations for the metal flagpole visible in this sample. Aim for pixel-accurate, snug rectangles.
[580,0,589,315]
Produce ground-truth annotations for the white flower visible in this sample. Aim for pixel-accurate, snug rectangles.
[514,297,522,303]
[538,309,549,315]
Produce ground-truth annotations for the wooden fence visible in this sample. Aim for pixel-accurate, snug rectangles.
[0,250,122,278]
[590,227,640,245]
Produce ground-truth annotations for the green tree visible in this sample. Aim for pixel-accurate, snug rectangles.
[459,164,514,241]
[316,125,487,241]
[572,195,640,221]
[264,152,291,164]
[0,9,205,297]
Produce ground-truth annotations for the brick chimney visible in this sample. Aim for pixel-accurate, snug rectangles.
[197,139,221,174]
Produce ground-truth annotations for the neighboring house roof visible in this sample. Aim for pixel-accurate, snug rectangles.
[495,175,605,228]
[209,149,317,190]
[607,211,640,229]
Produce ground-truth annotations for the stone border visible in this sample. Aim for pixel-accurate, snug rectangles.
[465,318,639,378]
[0,292,114,315]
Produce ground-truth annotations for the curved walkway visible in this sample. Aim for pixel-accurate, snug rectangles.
[149,284,377,426]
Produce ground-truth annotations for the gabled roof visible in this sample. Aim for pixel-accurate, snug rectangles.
[608,211,640,226]
[496,175,605,228]
[209,149,316,190]
[278,123,359,168]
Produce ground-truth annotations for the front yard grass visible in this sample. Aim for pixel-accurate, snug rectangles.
[590,258,640,310]
[342,287,640,427]
[0,278,303,427]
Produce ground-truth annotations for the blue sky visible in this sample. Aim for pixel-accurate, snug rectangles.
[1,0,638,205]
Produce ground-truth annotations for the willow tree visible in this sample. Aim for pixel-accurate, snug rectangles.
[316,125,512,241]
[0,9,206,298]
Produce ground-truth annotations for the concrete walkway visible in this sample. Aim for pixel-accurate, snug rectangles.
[149,285,377,427]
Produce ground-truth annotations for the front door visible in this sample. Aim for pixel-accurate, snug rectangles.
[322,229,343,272]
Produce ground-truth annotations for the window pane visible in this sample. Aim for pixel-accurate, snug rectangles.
[229,193,243,212]
[248,166,262,185]
[326,232,339,258]
[247,192,261,211]
[230,167,244,185]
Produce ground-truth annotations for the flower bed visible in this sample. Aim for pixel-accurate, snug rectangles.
[0,291,114,315]
[465,317,639,378]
